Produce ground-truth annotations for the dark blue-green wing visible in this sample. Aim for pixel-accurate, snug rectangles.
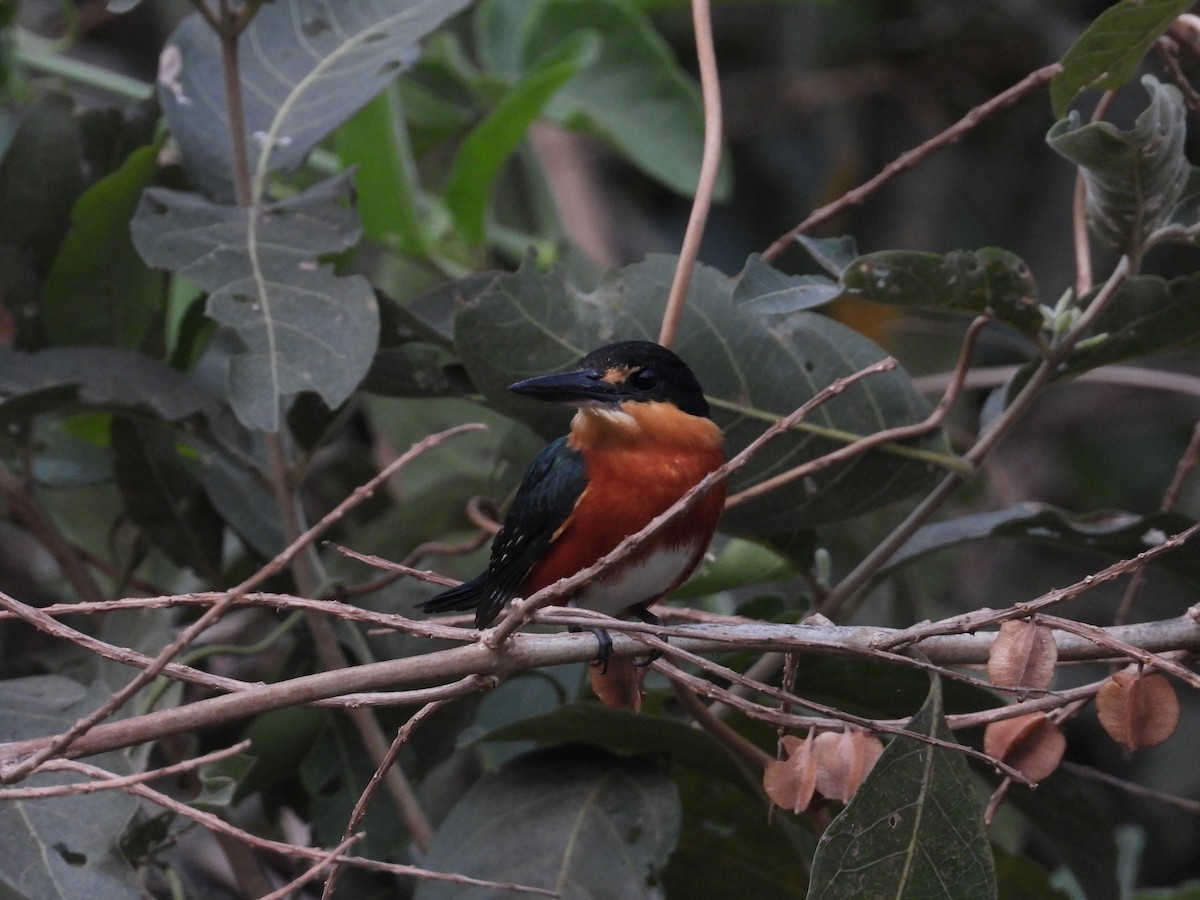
[418,436,586,627]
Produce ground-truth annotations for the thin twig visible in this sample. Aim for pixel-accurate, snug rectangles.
[322,700,451,899]
[660,0,723,348]
[49,758,554,895]
[761,64,1062,262]
[818,254,1132,619]
[0,424,484,782]
[0,741,249,800]
[726,315,987,507]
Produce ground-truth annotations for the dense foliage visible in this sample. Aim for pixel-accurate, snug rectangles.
[2,1,1200,898]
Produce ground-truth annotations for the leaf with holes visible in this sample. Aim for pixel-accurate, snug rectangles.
[0,676,139,900]
[840,247,1042,338]
[1048,76,1189,256]
[454,254,945,535]
[159,0,472,202]
[131,173,378,430]
[809,676,997,899]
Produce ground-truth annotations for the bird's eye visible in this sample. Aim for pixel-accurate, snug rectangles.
[632,367,658,390]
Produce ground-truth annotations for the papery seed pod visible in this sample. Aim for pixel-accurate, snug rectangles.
[988,620,1057,690]
[984,712,1066,782]
[1096,671,1179,751]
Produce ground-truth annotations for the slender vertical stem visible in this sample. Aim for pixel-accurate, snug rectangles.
[659,0,723,349]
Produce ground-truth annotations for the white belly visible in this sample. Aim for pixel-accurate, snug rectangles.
[571,544,699,616]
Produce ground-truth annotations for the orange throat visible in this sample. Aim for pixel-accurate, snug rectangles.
[522,401,725,609]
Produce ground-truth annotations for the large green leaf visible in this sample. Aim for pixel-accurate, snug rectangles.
[454,255,943,534]
[130,174,378,431]
[475,0,716,197]
[882,504,1200,589]
[1059,273,1200,379]
[0,346,219,425]
[159,0,472,202]
[1048,76,1188,257]
[0,92,84,271]
[0,676,139,900]
[1050,0,1194,117]
[42,144,163,349]
[1005,771,1120,900]
[808,677,997,899]
[444,32,599,244]
[840,247,1043,338]
[416,745,681,899]
[111,417,223,579]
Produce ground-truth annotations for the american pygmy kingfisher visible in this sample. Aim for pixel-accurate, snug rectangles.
[419,341,725,638]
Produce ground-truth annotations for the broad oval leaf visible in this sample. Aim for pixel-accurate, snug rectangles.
[1050,0,1194,117]
[1048,76,1188,256]
[131,174,379,431]
[1059,273,1200,380]
[808,676,997,899]
[840,247,1042,338]
[416,745,680,899]
[454,254,944,535]
[159,0,472,202]
[0,676,140,900]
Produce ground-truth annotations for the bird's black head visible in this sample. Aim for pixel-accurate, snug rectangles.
[509,340,711,418]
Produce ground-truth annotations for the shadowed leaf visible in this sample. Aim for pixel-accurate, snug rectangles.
[840,247,1042,338]
[0,677,139,900]
[159,0,472,201]
[1048,76,1188,256]
[131,174,378,431]
[809,676,997,899]
[416,745,680,899]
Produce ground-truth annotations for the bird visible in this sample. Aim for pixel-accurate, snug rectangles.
[418,340,725,651]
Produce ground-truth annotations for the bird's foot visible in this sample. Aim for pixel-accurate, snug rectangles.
[631,606,664,667]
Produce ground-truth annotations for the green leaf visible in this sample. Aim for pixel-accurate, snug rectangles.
[476,0,717,197]
[416,745,681,899]
[669,770,812,899]
[809,676,997,899]
[454,255,944,535]
[1047,76,1188,256]
[444,31,598,244]
[1050,0,1194,117]
[1058,273,1200,379]
[881,503,1200,590]
[110,417,223,578]
[0,346,220,425]
[130,174,379,431]
[733,255,840,314]
[336,86,429,254]
[0,676,140,900]
[672,537,793,598]
[0,92,84,270]
[299,715,410,860]
[484,704,753,785]
[1005,771,1119,900]
[795,234,861,278]
[840,247,1043,338]
[42,144,163,349]
[159,0,473,202]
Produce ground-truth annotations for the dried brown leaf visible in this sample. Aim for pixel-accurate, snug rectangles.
[1096,671,1180,751]
[987,620,1058,690]
[983,712,1066,782]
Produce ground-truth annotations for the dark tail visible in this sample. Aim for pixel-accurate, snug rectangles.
[417,574,485,615]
